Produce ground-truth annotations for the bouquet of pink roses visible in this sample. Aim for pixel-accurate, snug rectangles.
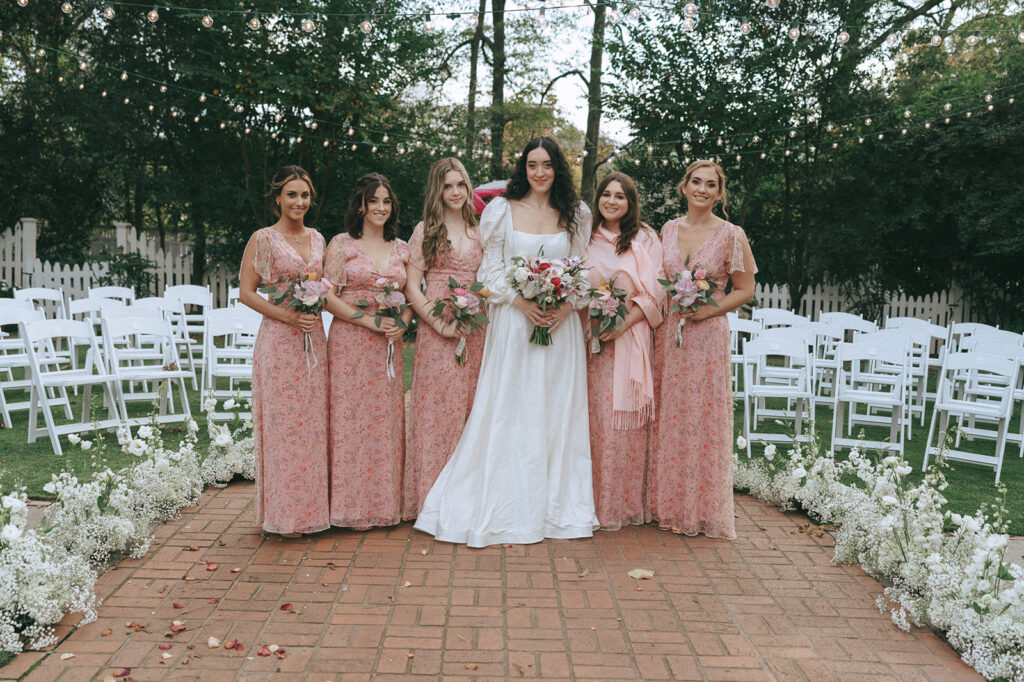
[352,278,410,380]
[259,269,332,375]
[586,277,629,355]
[430,277,490,365]
[505,252,589,346]
[659,259,719,346]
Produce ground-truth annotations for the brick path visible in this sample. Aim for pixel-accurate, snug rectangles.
[3,482,978,681]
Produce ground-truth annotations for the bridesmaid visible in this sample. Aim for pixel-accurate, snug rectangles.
[403,158,485,520]
[648,160,757,540]
[583,172,665,531]
[323,173,412,529]
[238,165,330,537]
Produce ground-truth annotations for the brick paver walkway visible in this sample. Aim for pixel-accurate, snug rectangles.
[3,482,978,681]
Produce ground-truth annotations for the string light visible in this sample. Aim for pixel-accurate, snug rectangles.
[903,109,911,118]
[966,31,979,46]
[838,27,850,45]
[985,92,993,102]
[359,18,372,33]
[788,23,800,41]
[628,4,639,19]
[219,122,226,129]
[382,133,389,142]
[864,117,872,125]
[683,2,698,17]
[537,6,546,23]
[766,0,779,8]
[198,93,206,102]
[739,17,751,35]
[247,12,261,30]
[884,31,897,47]
[1018,30,1024,43]
[16,0,28,7]
[60,1,72,14]
[901,128,907,135]
[346,126,354,136]
[683,16,695,30]
[301,15,315,32]
[102,2,114,19]
[943,102,952,111]
[323,140,329,147]
[159,84,167,93]
[929,32,942,46]
[202,12,214,28]
[147,5,159,22]
[120,71,128,81]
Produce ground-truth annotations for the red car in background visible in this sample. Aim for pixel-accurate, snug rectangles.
[472,180,507,216]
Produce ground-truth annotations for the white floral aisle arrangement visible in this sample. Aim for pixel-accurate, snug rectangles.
[734,429,1024,681]
[0,397,255,655]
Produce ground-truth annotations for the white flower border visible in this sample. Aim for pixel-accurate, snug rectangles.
[734,430,1024,681]
[0,399,254,655]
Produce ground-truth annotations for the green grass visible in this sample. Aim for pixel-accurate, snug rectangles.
[3,344,1022,533]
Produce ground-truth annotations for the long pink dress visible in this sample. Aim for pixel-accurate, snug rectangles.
[648,219,757,540]
[583,227,664,531]
[403,223,485,520]
[324,233,409,528]
[249,227,331,535]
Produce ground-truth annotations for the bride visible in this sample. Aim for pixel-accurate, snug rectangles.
[414,137,599,547]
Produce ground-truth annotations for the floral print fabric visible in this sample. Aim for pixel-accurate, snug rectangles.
[403,222,485,520]
[249,227,331,534]
[324,232,409,528]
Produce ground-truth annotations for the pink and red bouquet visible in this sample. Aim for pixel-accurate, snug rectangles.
[586,278,629,354]
[352,278,410,380]
[505,253,589,346]
[658,260,719,346]
[259,270,332,374]
[430,277,490,365]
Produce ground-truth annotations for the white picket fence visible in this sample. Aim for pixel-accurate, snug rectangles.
[0,217,976,324]
[1,218,233,307]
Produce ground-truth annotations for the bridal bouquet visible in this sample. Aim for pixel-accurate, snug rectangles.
[259,270,332,375]
[586,278,629,355]
[659,260,719,346]
[505,253,589,346]
[352,278,409,380]
[430,277,490,366]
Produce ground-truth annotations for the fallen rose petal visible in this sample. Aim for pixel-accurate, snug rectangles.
[267,644,279,653]
[187,545,199,551]
[231,567,241,573]
[627,568,654,580]
[420,549,427,555]
[402,581,412,588]
[207,636,221,648]
[158,644,172,651]
[274,650,287,660]
[172,620,184,626]
[590,626,596,631]
[224,639,237,650]
[172,602,184,609]
[181,658,190,665]
[208,598,219,604]
[205,562,218,571]
[170,624,186,633]
[60,653,76,660]
[162,652,173,659]
[125,621,135,628]
[279,603,292,611]
[257,646,272,657]
[100,628,112,637]
[113,668,131,678]
[465,663,479,671]
[578,568,590,578]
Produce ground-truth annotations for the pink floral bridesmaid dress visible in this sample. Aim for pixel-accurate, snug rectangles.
[250,227,331,535]
[403,223,485,520]
[648,219,757,540]
[583,226,665,530]
[324,232,409,528]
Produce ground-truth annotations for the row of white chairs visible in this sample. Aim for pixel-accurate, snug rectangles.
[731,310,1024,483]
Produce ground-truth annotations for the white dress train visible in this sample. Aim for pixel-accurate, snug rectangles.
[414,197,599,547]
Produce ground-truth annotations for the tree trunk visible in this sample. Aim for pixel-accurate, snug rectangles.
[488,0,506,179]
[190,181,206,284]
[466,0,487,158]
[580,2,605,202]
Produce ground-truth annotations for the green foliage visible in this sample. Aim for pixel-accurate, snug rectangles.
[92,248,156,298]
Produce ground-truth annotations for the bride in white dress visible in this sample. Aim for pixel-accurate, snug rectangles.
[415,137,599,547]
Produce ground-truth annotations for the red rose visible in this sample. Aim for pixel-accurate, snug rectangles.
[537,262,550,271]
[550,277,562,286]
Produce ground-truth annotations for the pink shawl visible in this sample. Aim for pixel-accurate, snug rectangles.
[588,226,664,429]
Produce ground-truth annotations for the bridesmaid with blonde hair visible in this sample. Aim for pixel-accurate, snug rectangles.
[238,165,329,537]
[323,173,412,529]
[583,171,664,531]
[648,159,757,540]
[403,158,486,520]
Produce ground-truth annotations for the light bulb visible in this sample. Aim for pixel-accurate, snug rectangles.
[966,31,979,46]
[715,137,723,146]
[633,158,640,166]
[198,93,206,102]
[296,136,302,143]
[788,25,800,41]
[683,2,697,17]
[864,117,872,126]
[784,149,791,156]
[885,32,897,46]
[925,122,931,129]
[929,32,942,46]
[234,104,243,113]
[766,0,779,8]
[351,143,357,150]
[244,127,251,134]
[608,8,621,24]
[809,145,815,153]
[788,129,796,138]
[683,16,695,30]
[382,133,389,142]
[147,5,159,22]
[838,29,850,45]
[301,16,314,32]
[271,132,277,139]
[1017,30,1024,43]
[1010,98,1016,104]
[450,144,457,152]
[121,71,128,81]
[735,154,741,162]
[193,115,200,122]
[347,126,354,136]
[682,142,690,151]
[121,97,130,105]
[662,159,669,166]
[877,133,883,140]
[101,90,108,97]
[760,152,766,159]
[79,60,87,70]
[465,13,477,28]
[247,13,260,30]
[944,117,950,124]
[965,111,972,118]
[628,5,639,18]
[752,135,761,143]
[984,92,992,102]
[901,128,907,135]
[310,121,318,129]
[323,140,330,147]
[857,136,864,143]
[831,142,838,148]
[943,102,951,111]
[219,122,225,129]
[148,104,154,111]
[360,19,372,33]
[60,1,71,14]
[371,145,377,152]
[987,104,993,111]
[740,19,751,35]
[102,3,114,19]
[16,0,28,8]
[826,122,835,132]
[537,7,546,23]
[903,108,911,118]
[158,84,166,93]
[274,113,282,122]
[202,13,213,28]
[683,157,690,164]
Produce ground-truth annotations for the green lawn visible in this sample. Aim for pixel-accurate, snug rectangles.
[2,343,1021,533]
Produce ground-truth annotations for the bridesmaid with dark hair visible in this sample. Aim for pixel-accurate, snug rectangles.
[324,173,412,529]
[238,165,329,537]
[583,172,665,531]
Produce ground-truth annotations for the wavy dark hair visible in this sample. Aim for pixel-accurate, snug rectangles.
[592,171,647,255]
[343,173,400,240]
[267,165,316,218]
[505,136,582,242]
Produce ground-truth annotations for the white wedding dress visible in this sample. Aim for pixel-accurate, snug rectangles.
[414,197,599,547]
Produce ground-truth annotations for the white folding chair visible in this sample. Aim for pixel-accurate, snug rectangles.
[164,285,213,380]
[949,322,1000,353]
[14,287,67,319]
[0,299,35,381]
[101,315,192,426]
[752,308,809,330]
[20,318,127,455]
[818,311,878,335]
[741,333,815,457]
[68,297,126,379]
[958,340,1024,459]
[0,307,47,428]
[727,313,760,398]
[808,322,845,399]
[923,351,1018,483]
[88,285,136,304]
[203,308,261,421]
[831,341,908,455]
[227,286,241,306]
